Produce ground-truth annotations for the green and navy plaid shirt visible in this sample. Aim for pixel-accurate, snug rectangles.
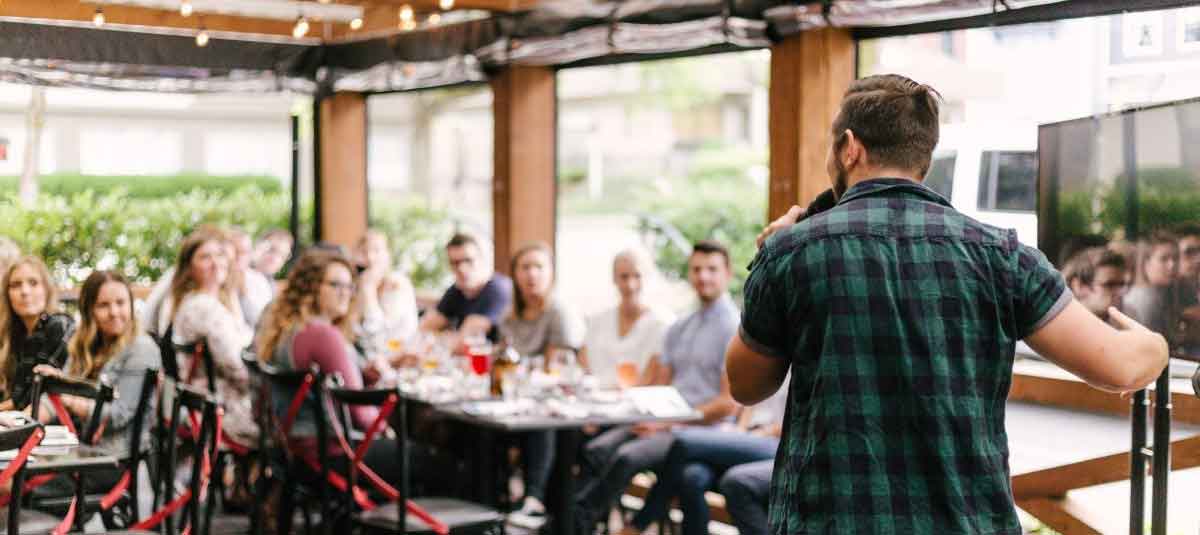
[741,178,1071,535]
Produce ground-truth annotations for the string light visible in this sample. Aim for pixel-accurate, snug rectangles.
[439,0,454,10]
[349,17,363,30]
[399,4,414,22]
[292,15,309,38]
[92,7,106,26]
[180,0,193,17]
[428,13,441,25]
[400,18,416,31]
[196,29,209,47]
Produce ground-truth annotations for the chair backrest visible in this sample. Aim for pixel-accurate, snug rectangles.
[157,378,219,535]
[122,368,160,523]
[172,339,217,396]
[326,386,408,533]
[29,372,115,446]
[0,422,47,535]
[155,324,181,383]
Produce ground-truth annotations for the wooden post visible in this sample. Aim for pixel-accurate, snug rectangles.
[316,92,368,248]
[491,65,556,275]
[768,28,855,221]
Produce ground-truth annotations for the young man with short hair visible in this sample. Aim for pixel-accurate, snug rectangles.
[729,74,1168,534]
[1062,247,1129,322]
[418,233,512,340]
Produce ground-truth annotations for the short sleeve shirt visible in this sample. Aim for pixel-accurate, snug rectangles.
[661,295,739,408]
[500,297,585,357]
[741,179,1071,535]
[436,275,513,339]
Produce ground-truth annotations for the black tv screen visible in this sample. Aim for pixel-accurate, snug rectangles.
[1038,96,1200,361]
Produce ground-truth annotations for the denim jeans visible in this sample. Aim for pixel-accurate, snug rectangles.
[719,459,774,535]
[574,426,675,517]
[523,430,555,502]
[632,427,777,535]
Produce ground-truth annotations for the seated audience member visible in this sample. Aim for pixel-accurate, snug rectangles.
[229,228,274,329]
[622,382,787,535]
[1124,232,1200,346]
[580,248,672,388]
[419,233,512,341]
[574,240,740,532]
[354,229,419,355]
[257,250,402,482]
[501,242,585,529]
[167,228,257,447]
[0,256,74,411]
[1061,247,1129,322]
[252,228,294,280]
[32,270,159,494]
[0,237,20,277]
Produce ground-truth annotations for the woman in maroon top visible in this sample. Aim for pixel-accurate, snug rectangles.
[256,250,398,481]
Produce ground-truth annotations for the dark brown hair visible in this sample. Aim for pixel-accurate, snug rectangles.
[692,240,731,269]
[1062,247,1127,287]
[446,233,480,251]
[509,242,553,319]
[831,74,942,177]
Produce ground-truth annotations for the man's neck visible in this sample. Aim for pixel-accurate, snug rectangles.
[844,168,923,193]
[698,293,726,309]
[458,275,488,297]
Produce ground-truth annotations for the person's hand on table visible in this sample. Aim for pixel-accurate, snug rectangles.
[632,422,672,437]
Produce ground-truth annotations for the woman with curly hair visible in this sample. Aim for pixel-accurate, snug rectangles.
[0,256,74,410]
[168,227,257,447]
[257,249,400,480]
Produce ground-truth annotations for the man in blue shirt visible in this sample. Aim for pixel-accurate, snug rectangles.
[574,240,740,534]
[419,233,512,341]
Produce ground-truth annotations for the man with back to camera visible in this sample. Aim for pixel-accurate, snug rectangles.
[1062,247,1129,323]
[418,233,512,341]
[727,74,1169,534]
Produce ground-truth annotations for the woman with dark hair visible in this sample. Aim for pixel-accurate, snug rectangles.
[32,270,158,494]
[0,256,74,411]
[500,242,584,529]
[257,250,400,480]
[167,228,257,447]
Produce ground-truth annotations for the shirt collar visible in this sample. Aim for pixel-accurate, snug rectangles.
[835,177,952,208]
[698,293,733,318]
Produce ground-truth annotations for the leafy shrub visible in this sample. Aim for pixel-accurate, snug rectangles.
[0,173,281,199]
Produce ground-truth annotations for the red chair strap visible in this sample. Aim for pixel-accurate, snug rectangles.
[99,470,133,510]
[131,489,193,531]
[50,496,76,535]
[352,393,398,465]
[47,394,78,437]
[281,374,315,436]
[0,427,43,488]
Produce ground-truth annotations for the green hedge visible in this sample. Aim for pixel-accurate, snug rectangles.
[0,173,281,199]
[0,189,459,289]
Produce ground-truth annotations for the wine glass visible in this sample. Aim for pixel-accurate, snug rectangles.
[616,360,639,389]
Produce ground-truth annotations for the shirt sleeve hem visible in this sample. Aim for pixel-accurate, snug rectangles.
[738,325,788,360]
[1028,286,1075,335]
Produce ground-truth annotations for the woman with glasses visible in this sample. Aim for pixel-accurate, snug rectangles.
[256,250,403,481]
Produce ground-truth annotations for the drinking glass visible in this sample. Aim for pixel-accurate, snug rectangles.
[616,360,639,389]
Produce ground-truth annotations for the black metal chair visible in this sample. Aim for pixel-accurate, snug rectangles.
[256,363,335,535]
[325,386,505,535]
[27,369,157,529]
[153,379,222,535]
[0,421,59,535]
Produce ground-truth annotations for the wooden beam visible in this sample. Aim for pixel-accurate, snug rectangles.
[333,0,537,39]
[491,65,555,276]
[1012,435,1200,500]
[1017,497,1106,535]
[317,92,369,248]
[1010,369,1200,425]
[0,0,299,38]
[767,28,854,221]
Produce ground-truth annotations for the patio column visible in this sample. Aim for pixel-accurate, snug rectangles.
[492,65,556,275]
[768,28,855,220]
[316,92,368,248]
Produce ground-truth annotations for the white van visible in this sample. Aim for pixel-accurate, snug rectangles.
[924,124,1039,247]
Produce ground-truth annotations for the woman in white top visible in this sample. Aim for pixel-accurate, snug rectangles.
[168,228,258,447]
[580,248,672,388]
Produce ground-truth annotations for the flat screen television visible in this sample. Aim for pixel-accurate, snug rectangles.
[1038,96,1200,361]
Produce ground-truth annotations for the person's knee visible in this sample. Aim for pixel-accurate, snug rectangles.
[681,464,713,490]
[719,470,755,503]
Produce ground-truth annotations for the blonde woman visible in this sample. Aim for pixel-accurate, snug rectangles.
[33,270,158,495]
[0,256,74,410]
[579,248,672,388]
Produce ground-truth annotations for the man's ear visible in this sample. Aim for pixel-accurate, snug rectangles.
[841,130,863,168]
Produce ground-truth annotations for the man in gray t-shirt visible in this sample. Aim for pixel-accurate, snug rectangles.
[573,241,740,532]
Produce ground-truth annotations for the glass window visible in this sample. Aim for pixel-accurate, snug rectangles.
[924,153,956,200]
[977,151,1037,212]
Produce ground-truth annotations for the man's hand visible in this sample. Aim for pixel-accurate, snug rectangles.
[33,365,64,379]
[757,206,804,249]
